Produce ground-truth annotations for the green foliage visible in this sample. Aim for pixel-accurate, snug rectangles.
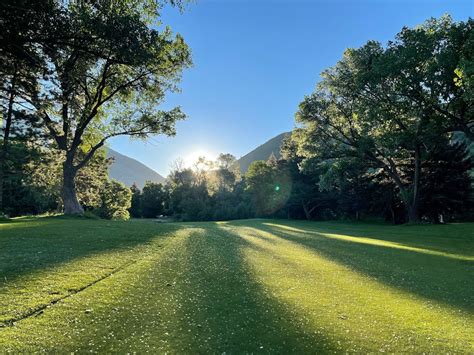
[214,153,239,192]
[97,180,132,220]
[0,0,192,214]
[419,141,473,222]
[1,13,472,224]
[245,160,291,217]
[294,16,474,222]
[129,183,143,218]
[1,142,57,216]
[141,182,166,218]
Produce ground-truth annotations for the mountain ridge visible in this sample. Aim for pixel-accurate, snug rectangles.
[107,148,165,188]
[237,132,290,173]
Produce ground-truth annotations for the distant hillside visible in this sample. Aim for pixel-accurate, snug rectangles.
[237,132,290,173]
[106,148,165,188]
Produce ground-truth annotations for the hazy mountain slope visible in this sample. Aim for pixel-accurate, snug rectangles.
[237,132,290,173]
[107,148,165,188]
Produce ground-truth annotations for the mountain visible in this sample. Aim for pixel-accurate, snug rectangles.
[106,148,165,188]
[237,132,290,173]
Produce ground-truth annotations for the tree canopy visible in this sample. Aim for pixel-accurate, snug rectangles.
[294,16,473,222]
[1,0,191,214]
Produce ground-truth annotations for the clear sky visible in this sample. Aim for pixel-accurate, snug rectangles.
[109,0,473,176]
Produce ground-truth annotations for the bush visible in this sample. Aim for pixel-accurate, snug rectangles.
[98,180,132,220]
[111,209,130,221]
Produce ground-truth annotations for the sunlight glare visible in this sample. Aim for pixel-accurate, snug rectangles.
[183,149,213,167]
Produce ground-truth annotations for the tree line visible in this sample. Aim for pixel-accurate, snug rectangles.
[1,3,473,224]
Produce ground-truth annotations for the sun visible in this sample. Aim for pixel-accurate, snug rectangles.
[183,148,213,167]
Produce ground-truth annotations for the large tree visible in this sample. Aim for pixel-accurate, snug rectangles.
[2,0,191,214]
[295,16,473,222]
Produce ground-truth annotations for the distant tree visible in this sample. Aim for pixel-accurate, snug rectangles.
[231,180,255,219]
[192,156,213,187]
[245,160,291,216]
[98,180,132,220]
[267,152,278,167]
[179,184,212,221]
[168,159,195,188]
[141,182,166,218]
[1,1,191,215]
[165,153,250,221]
[214,153,239,192]
[129,184,143,218]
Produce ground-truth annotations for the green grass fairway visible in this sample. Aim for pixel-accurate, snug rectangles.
[0,218,473,352]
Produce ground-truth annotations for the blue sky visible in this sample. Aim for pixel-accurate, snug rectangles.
[110,0,473,176]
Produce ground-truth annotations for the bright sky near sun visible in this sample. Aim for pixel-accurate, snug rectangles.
[110,0,473,176]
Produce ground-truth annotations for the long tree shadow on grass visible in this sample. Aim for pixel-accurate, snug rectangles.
[241,220,474,314]
[0,217,182,282]
[167,223,340,353]
[234,219,474,255]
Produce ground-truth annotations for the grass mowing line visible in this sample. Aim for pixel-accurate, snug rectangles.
[0,218,182,323]
[0,227,201,352]
[0,258,139,328]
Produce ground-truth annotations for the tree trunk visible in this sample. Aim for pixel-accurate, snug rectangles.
[302,203,310,220]
[383,147,422,224]
[302,202,316,220]
[408,144,421,223]
[389,207,396,225]
[62,161,84,215]
[407,204,419,223]
[0,165,5,214]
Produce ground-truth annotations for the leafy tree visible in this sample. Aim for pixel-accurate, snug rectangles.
[2,0,191,214]
[295,16,473,222]
[0,0,52,212]
[141,182,166,218]
[129,183,143,218]
[245,160,291,217]
[168,159,195,188]
[1,140,111,217]
[192,156,214,187]
[179,184,212,221]
[214,153,239,192]
[280,134,336,220]
[26,146,111,211]
[164,154,250,221]
[98,180,132,220]
[0,143,55,216]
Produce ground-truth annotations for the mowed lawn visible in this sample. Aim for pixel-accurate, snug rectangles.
[0,217,473,353]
